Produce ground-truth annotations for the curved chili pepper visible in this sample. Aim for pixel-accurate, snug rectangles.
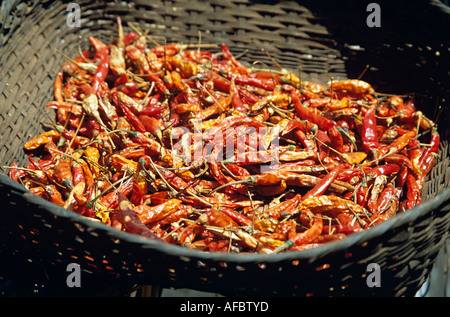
[377,129,416,159]
[221,42,246,69]
[118,103,146,133]
[24,130,60,150]
[91,50,110,94]
[291,89,344,153]
[265,194,302,219]
[116,192,163,241]
[135,199,182,225]
[369,163,401,179]
[301,164,343,201]
[230,76,247,113]
[288,214,323,248]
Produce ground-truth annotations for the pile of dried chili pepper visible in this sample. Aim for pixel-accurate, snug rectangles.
[5,18,440,254]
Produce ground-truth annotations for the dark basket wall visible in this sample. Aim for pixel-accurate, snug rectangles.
[0,0,449,297]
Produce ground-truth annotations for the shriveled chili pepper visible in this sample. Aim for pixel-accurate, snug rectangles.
[136,199,182,225]
[24,130,60,150]
[377,129,416,159]
[419,126,439,166]
[301,164,343,201]
[329,79,374,95]
[91,49,110,94]
[405,173,421,210]
[119,103,147,133]
[230,76,247,113]
[265,193,302,219]
[116,192,163,241]
[368,163,401,179]
[54,157,74,189]
[361,106,379,153]
[291,88,344,152]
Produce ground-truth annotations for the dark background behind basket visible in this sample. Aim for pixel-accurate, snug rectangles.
[0,0,449,297]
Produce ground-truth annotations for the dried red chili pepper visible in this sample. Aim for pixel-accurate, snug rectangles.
[117,192,163,241]
[361,106,379,153]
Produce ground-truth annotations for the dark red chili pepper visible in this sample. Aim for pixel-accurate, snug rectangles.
[221,42,246,69]
[361,106,379,152]
[405,173,421,209]
[375,182,395,213]
[119,104,147,133]
[124,32,139,46]
[419,127,439,165]
[220,207,252,227]
[72,162,85,187]
[92,52,110,94]
[230,76,247,113]
[8,162,25,182]
[212,74,230,92]
[291,89,344,152]
[301,164,343,201]
[369,163,401,179]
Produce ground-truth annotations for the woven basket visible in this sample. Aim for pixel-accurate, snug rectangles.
[1,0,449,297]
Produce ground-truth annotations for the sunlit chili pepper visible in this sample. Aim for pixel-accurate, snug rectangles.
[291,89,344,152]
[301,164,343,201]
[377,129,416,159]
[54,157,74,189]
[136,199,182,225]
[116,192,163,240]
[24,130,60,150]
[329,79,374,95]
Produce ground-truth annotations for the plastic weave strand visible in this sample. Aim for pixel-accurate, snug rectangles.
[0,0,449,296]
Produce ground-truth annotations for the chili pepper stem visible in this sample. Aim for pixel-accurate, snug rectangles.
[273,239,294,253]
[208,176,257,195]
[85,173,133,209]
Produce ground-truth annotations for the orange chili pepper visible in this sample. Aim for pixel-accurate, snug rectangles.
[136,199,182,225]
[24,130,60,150]
[53,157,73,189]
